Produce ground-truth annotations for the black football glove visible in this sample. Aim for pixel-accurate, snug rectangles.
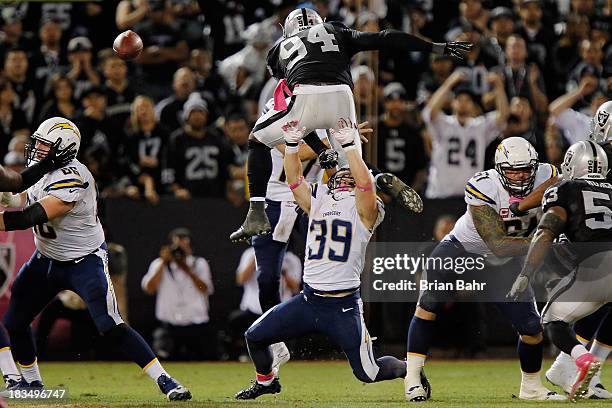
[40,138,77,171]
[443,41,473,60]
[318,148,339,170]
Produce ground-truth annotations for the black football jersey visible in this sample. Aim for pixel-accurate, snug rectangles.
[267,22,433,88]
[602,143,612,182]
[542,178,612,243]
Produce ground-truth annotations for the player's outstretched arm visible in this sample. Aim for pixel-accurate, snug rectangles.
[510,175,562,215]
[0,192,26,208]
[0,195,74,231]
[469,204,531,257]
[426,71,466,121]
[330,124,378,230]
[508,206,567,300]
[282,122,312,214]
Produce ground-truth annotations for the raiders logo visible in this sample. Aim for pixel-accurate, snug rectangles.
[598,110,610,127]
[0,244,14,298]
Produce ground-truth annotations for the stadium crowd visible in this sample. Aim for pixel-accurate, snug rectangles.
[0,0,608,206]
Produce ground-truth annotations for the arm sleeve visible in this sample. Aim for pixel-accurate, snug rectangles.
[141,258,163,291]
[344,27,433,55]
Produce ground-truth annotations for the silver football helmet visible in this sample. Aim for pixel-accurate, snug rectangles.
[494,137,539,197]
[561,140,608,180]
[283,8,323,38]
[589,100,612,145]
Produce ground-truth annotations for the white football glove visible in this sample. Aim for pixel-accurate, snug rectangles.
[507,274,530,301]
[330,119,358,150]
[0,192,20,208]
[281,121,306,152]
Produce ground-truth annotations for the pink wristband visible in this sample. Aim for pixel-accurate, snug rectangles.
[356,182,373,192]
[289,176,305,190]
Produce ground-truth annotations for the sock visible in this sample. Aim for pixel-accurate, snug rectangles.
[143,358,169,381]
[590,341,612,362]
[406,316,435,385]
[18,359,42,383]
[571,344,590,360]
[521,370,544,390]
[303,131,327,156]
[247,139,272,199]
[374,356,407,382]
[517,339,543,374]
[0,347,19,381]
[256,371,275,386]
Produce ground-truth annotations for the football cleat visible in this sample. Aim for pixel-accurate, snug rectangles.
[230,201,271,243]
[570,354,601,402]
[376,173,423,214]
[518,387,565,401]
[318,149,338,169]
[405,383,428,402]
[235,378,281,400]
[591,383,612,399]
[271,342,290,376]
[2,375,19,390]
[546,354,576,394]
[420,368,432,399]
[157,374,192,401]
[0,378,44,398]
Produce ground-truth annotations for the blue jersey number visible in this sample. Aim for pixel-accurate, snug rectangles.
[308,219,352,262]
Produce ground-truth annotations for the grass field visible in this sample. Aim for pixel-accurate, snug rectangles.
[7,360,612,408]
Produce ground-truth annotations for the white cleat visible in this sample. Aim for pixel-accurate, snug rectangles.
[589,370,612,399]
[546,352,576,394]
[405,378,428,402]
[270,342,290,376]
[519,387,566,401]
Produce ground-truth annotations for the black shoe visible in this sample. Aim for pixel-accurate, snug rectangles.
[235,378,281,400]
[0,378,44,398]
[157,374,192,401]
[420,368,432,400]
[376,173,423,214]
[318,149,338,169]
[3,375,19,390]
[230,201,271,243]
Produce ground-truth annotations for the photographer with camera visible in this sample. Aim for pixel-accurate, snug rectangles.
[141,228,216,360]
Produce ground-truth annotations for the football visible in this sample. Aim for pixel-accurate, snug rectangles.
[113,30,143,61]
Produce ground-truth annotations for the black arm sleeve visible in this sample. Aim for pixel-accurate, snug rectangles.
[346,29,433,54]
[19,161,54,191]
[4,202,48,231]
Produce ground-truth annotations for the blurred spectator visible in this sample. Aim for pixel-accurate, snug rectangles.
[66,36,100,101]
[446,0,490,40]
[516,0,557,70]
[188,49,229,120]
[75,85,124,161]
[351,65,379,124]
[115,0,151,31]
[0,77,28,161]
[195,0,247,61]
[123,95,169,204]
[38,74,78,123]
[423,71,509,198]
[377,83,428,191]
[4,47,36,125]
[417,55,455,106]
[155,67,196,135]
[501,96,545,156]
[570,0,595,18]
[544,120,564,167]
[100,50,135,129]
[434,214,457,241]
[488,7,515,51]
[142,228,216,360]
[487,35,548,116]
[566,40,604,102]
[551,13,591,94]
[3,151,25,173]
[29,19,64,100]
[134,0,189,99]
[223,112,250,206]
[166,94,235,199]
[227,246,301,360]
[0,8,32,62]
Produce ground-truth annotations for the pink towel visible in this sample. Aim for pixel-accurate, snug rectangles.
[273,79,293,111]
[508,195,524,205]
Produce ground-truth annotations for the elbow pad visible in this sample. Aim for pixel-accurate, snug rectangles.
[4,202,49,231]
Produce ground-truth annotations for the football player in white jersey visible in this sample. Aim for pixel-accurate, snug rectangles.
[234,120,408,400]
[0,118,191,401]
[405,137,564,402]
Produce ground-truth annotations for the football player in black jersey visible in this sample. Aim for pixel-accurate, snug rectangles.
[229,7,471,243]
[509,140,612,401]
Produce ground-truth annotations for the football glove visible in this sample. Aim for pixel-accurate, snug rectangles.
[507,274,530,301]
[40,138,78,171]
[281,121,306,150]
[443,41,473,60]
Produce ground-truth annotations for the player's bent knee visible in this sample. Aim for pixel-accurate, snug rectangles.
[101,322,129,339]
[415,305,438,321]
[520,332,543,344]
[352,368,375,383]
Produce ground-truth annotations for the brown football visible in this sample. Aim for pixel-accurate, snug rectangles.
[113,30,143,61]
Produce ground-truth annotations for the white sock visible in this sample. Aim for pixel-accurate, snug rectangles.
[521,370,543,389]
[571,344,590,360]
[406,353,425,385]
[590,340,612,362]
[554,351,574,366]
[0,347,20,381]
[250,197,265,202]
[143,358,169,381]
[18,359,42,383]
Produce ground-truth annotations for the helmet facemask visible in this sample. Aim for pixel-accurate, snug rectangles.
[495,161,538,198]
[327,169,355,199]
[283,8,323,38]
[24,135,56,166]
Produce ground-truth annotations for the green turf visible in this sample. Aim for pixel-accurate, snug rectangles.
[8,360,611,407]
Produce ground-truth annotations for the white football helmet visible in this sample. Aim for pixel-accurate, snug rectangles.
[25,117,80,165]
[494,137,539,197]
[283,8,323,38]
[561,140,608,180]
[589,100,612,145]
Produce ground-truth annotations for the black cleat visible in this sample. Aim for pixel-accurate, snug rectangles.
[3,376,19,390]
[318,149,339,169]
[235,378,281,400]
[230,201,271,243]
[420,368,432,400]
[376,173,423,214]
[157,374,192,401]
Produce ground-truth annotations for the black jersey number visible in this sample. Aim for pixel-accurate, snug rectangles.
[447,137,477,167]
[583,191,612,230]
[307,219,352,262]
[34,224,57,239]
[280,24,339,71]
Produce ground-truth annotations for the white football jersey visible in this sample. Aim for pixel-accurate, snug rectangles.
[553,108,590,145]
[448,163,558,255]
[26,159,105,261]
[266,129,325,202]
[423,107,503,198]
[303,184,384,292]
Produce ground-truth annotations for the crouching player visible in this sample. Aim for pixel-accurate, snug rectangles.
[235,120,408,399]
[0,117,191,401]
